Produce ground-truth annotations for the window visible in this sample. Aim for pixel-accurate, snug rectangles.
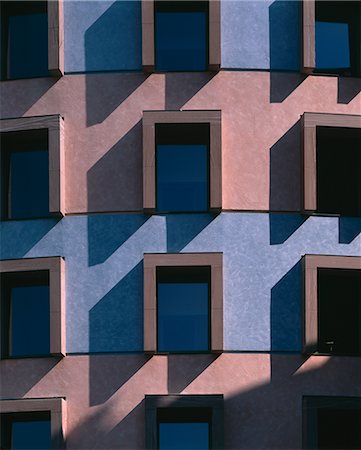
[143,110,222,212]
[303,396,361,449]
[0,0,64,80]
[144,253,223,353]
[0,257,65,358]
[141,0,220,72]
[145,395,223,450]
[301,113,361,216]
[302,1,361,76]
[0,398,66,450]
[302,255,361,356]
[0,115,65,219]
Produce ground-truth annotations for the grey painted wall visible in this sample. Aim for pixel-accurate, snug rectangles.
[1,213,360,353]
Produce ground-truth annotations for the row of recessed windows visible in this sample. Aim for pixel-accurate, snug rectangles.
[1,396,361,449]
[0,254,360,358]
[1,112,360,219]
[1,0,360,79]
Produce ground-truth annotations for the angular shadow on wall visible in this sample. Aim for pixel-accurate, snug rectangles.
[89,261,144,353]
[89,355,150,406]
[269,121,303,213]
[269,0,306,103]
[0,78,57,118]
[66,398,145,449]
[0,218,60,259]
[0,357,61,399]
[167,354,219,393]
[84,0,144,126]
[85,72,146,127]
[339,216,361,244]
[165,73,216,110]
[271,261,302,351]
[87,213,148,266]
[87,121,143,214]
[337,77,361,104]
[166,214,215,252]
[269,214,307,245]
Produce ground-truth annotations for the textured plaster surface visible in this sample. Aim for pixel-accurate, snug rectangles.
[1,213,360,353]
[64,0,142,72]
[1,72,360,213]
[0,354,360,449]
[221,0,300,69]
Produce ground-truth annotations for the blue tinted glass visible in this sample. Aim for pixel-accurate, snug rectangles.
[8,13,48,79]
[12,420,51,450]
[316,22,350,68]
[157,145,208,212]
[159,423,209,450]
[158,283,209,352]
[10,150,49,219]
[11,285,50,356]
[155,12,207,70]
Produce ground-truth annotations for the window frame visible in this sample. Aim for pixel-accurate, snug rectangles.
[0,115,65,219]
[143,253,223,354]
[302,0,361,76]
[302,254,361,355]
[141,0,220,72]
[145,394,224,450]
[0,0,64,80]
[301,112,361,213]
[303,396,361,449]
[0,397,66,449]
[143,110,222,212]
[0,257,66,358]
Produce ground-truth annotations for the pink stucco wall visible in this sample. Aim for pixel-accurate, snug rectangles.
[1,354,360,449]
[1,73,360,213]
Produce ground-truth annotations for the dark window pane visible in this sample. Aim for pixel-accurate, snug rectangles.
[157,145,208,212]
[10,150,49,219]
[317,408,361,449]
[318,269,361,355]
[10,284,50,357]
[316,127,361,216]
[12,419,51,450]
[157,267,210,352]
[315,1,361,76]
[7,13,48,79]
[155,2,207,71]
[316,21,350,69]
[159,423,209,450]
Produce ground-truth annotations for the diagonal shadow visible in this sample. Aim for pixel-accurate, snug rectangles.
[84,0,144,126]
[0,218,60,259]
[269,121,303,212]
[269,214,307,245]
[166,214,215,252]
[89,262,144,354]
[337,76,361,104]
[270,261,302,351]
[165,72,216,110]
[87,213,148,266]
[87,121,143,214]
[167,354,219,394]
[339,216,361,244]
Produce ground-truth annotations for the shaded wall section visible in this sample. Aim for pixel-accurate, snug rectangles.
[1,213,360,353]
[64,0,142,73]
[0,354,360,449]
[221,0,300,70]
[1,73,360,213]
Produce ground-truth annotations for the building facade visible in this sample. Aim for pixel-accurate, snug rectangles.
[0,0,360,448]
